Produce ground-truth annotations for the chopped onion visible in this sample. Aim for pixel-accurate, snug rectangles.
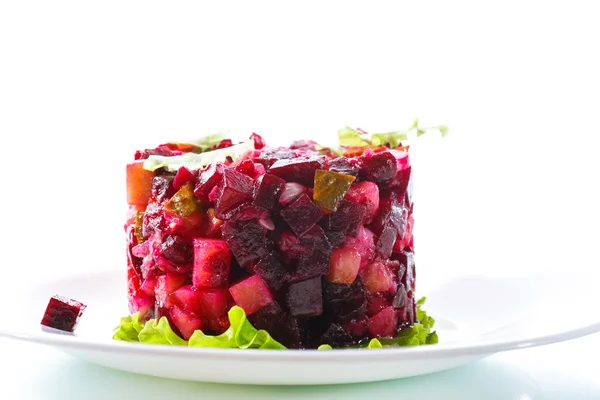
[279,182,306,205]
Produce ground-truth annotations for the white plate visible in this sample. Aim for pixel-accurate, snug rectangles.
[1,270,599,385]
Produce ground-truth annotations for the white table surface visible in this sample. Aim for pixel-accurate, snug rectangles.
[3,331,599,399]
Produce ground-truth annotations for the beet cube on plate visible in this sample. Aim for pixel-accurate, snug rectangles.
[41,295,87,333]
[124,130,421,347]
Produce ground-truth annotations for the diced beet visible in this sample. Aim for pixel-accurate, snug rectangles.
[269,157,324,186]
[372,195,409,238]
[276,231,304,261]
[319,323,354,347]
[322,279,367,323]
[202,208,224,238]
[375,224,397,258]
[214,168,254,218]
[169,285,202,316]
[229,274,274,316]
[41,295,87,333]
[395,250,416,293]
[321,199,366,237]
[126,162,155,205]
[155,273,187,307]
[206,316,231,335]
[173,166,197,191]
[289,139,319,150]
[253,173,285,210]
[328,156,360,176]
[194,162,224,202]
[222,219,271,269]
[250,132,266,149]
[142,202,165,239]
[132,241,150,259]
[253,163,266,178]
[328,246,361,284]
[280,194,323,236]
[161,235,193,265]
[278,182,306,206]
[362,261,397,294]
[392,283,408,310]
[367,292,392,316]
[345,226,375,267]
[394,212,414,253]
[140,276,157,297]
[247,302,285,334]
[226,204,270,222]
[128,293,154,320]
[248,302,302,349]
[359,151,397,184]
[151,175,176,203]
[152,236,192,274]
[392,165,412,198]
[368,306,398,338]
[169,305,202,340]
[208,186,219,202]
[286,277,323,318]
[344,316,369,340]
[255,148,298,169]
[345,181,380,224]
[214,138,233,149]
[235,159,257,177]
[197,288,232,319]
[295,225,332,280]
[325,230,347,249]
[192,238,231,288]
[253,253,290,291]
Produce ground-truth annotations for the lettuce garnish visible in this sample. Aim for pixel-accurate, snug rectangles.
[143,139,254,172]
[114,299,437,350]
[338,119,448,149]
[113,305,285,349]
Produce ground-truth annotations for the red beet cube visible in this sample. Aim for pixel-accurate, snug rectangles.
[214,168,254,218]
[253,173,285,210]
[368,306,398,338]
[41,295,87,333]
[173,166,197,191]
[280,194,323,236]
[286,276,323,318]
[194,162,224,202]
[359,151,397,184]
[229,274,275,316]
[169,305,202,340]
[269,157,324,186]
[192,238,231,288]
[221,219,271,269]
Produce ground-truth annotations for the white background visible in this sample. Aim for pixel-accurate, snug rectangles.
[0,1,599,398]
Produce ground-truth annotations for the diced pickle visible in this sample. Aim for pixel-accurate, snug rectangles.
[134,212,145,244]
[164,183,200,217]
[313,170,356,213]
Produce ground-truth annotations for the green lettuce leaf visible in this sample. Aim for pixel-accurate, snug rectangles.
[143,139,254,172]
[338,119,448,149]
[113,300,437,350]
[112,313,144,342]
[188,306,286,349]
[137,317,188,346]
[113,306,285,350]
[370,297,438,348]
